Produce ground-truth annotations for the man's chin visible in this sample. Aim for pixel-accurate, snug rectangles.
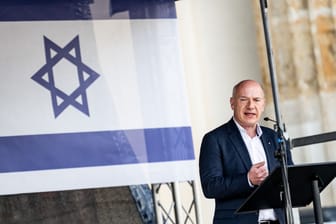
[242,120,258,127]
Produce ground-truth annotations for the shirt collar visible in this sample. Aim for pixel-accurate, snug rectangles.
[233,117,263,137]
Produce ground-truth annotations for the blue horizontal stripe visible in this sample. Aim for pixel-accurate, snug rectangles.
[0,127,194,172]
[0,0,176,21]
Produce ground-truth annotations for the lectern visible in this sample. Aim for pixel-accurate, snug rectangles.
[235,162,336,224]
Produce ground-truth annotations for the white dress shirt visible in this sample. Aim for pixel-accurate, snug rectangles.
[234,119,277,222]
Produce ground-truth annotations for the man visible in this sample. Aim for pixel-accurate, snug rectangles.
[199,80,293,224]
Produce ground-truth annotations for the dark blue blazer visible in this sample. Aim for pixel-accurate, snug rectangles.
[199,118,293,224]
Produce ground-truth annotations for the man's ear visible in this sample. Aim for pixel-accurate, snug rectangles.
[261,99,266,113]
[230,97,234,109]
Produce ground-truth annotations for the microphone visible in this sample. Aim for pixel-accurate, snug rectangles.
[264,117,276,123]
[264,117,289,140]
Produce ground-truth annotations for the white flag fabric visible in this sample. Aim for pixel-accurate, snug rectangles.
[0,0,195,195]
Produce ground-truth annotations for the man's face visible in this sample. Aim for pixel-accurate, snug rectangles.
[230,81,265,129]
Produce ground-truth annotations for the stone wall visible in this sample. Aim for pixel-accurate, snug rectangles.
[253,0,336,206]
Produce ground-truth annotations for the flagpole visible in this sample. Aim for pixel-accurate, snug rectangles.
[258,0,294,223]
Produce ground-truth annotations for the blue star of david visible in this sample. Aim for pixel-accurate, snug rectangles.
[31,35,100,118]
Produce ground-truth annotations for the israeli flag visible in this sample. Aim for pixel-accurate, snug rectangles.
[0,0,195,195]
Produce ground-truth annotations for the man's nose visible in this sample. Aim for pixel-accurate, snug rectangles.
[246,99,254,107]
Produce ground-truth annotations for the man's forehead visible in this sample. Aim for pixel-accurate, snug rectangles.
[237,85,264,96]
[237,89,264,97]
[238,95,264,98]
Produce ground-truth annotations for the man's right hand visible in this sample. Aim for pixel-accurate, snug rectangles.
[248,161,268,186]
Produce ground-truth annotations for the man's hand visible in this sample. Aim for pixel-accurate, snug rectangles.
[248,161,268,186]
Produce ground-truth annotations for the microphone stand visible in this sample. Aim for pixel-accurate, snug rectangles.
[259,0,294,223]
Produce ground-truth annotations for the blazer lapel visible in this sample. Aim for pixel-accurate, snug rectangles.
[227,119,252,170]
[260,133,278,171]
